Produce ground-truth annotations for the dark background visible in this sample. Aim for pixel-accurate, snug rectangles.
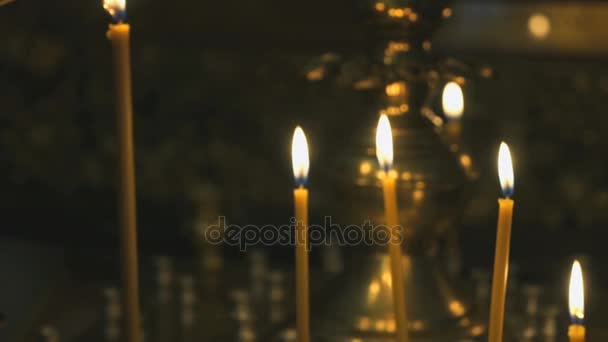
[2,1,608,339]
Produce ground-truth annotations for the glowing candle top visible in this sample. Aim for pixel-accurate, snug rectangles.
[103,0,127,23]
[569,260,585,324]
[376,114,394,173]
[292,126,310,187]
[442,82,464,120]
[498,142,514,197]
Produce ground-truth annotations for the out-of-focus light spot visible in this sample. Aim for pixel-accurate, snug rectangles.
[386,319,396,332]
[528,13,551,40]
[422,40,432,51]
[357,317,371,331]
[359,161,372,175]
[375,319,387,332]
[375,2,385,12]
[306,67,324,81]
[480,66,493,78]
[411,320,425,332]
[401,172,412,181]
[442,8,452,18]
[385,82,407,97]
[409,12,418,22]
[382,271,392,287]
[470,324,485,336]
[460,154,472,169]
[413,189,425,202]
[449,300,466,317]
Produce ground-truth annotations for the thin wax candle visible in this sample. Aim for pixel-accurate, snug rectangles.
[488,142,515,342]
[292,127,310,342]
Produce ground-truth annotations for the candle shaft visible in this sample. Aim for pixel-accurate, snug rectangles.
[488,198,514,342]
[294,187,310,342]
[568,324,585,342]
[107,23,142,342]
[382,177,410,342]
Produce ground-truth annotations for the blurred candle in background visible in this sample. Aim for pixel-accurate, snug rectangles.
[488,142,515,342]
[292,126,310,342]
[441,81,464,143]
[568,260,585,342]
[376,114,409,342]
[103,1,141,342]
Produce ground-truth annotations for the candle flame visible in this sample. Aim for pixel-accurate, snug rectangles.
[376,114,394,172]
[442,81,464,120]
[291,126,309,187]
[103,0,126,22]
[498,142,514,197]
[569,260,584,322]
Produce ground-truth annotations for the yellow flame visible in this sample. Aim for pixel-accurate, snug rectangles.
[376,115,394,171]
[292,127,309,184]
[498,142,514,196]
[103,0,126,18]
[569,260,584,321]
[442,82,464,119]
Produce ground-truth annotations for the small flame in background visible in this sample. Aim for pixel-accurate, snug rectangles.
[291,126,310,187]
[442,81,464,120]
[569,260,585,322]
[498,142,514,197]
[375,114,394,173]
[103,0,126,22]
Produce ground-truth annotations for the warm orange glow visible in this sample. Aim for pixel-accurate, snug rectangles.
[569,260,585,321]
[359,161,372,175]
[375,115,394,171]
[385,82,406,97]
[498,142,514,197]
[528,13,551,40]
[291,127,310,186]
[442,8,453,18]
[103,0,126,19]
[409,12,418,22]
[442,82,464,119]
[375,2,386,12]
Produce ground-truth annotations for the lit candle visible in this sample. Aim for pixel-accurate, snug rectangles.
[568,260,585,342]
[441,81,464,143]
[292,126,310,342]
[376,114,410,342]
[488,142,515,342]
[103,2,141,342]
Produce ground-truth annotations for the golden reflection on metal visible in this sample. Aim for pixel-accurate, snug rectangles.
[359,161,373,175]
[442,7,452,18]
[375,2,385,12]
[385,82,407,97]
